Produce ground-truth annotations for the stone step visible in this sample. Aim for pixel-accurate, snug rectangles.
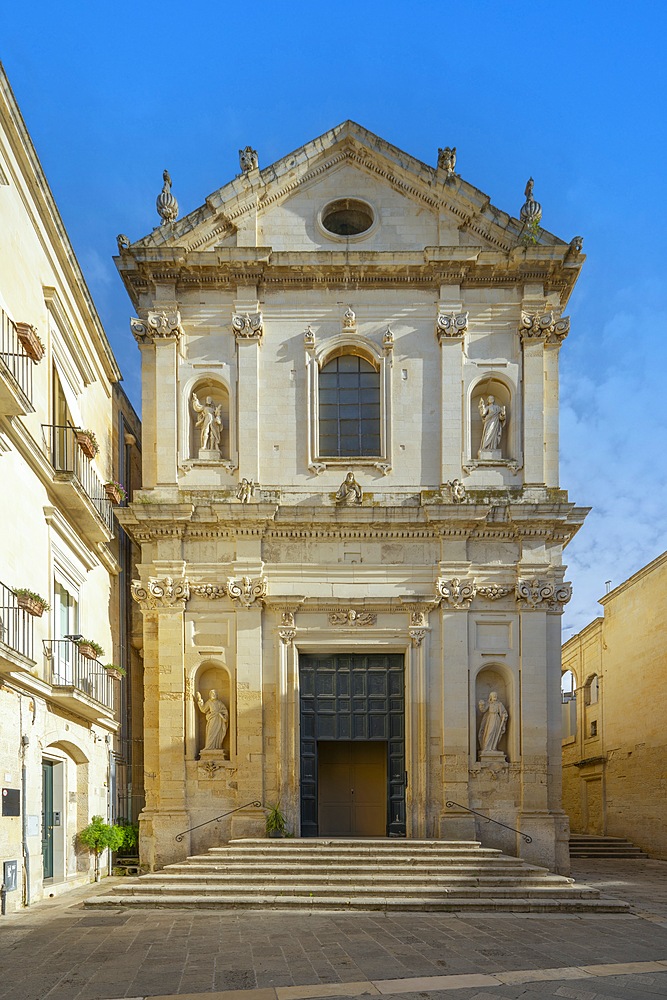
[569,834,647,858]
[87,892,629,913]
[163,863,547,877]
[110,882,596,899]
[121,874,577,891]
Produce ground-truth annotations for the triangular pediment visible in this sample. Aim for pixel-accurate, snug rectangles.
[126,122,567,256]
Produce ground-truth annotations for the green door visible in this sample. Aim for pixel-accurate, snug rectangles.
[42,761,54,879]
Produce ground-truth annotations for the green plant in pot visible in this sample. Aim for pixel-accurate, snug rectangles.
[265,803,287,838]
[78,815,124,882]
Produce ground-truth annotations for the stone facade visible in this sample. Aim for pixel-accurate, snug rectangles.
[116,122,586,873]
[0,67,136,909]
[562,551,667,858]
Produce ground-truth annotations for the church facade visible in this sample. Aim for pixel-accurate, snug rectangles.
[116,123,586,874]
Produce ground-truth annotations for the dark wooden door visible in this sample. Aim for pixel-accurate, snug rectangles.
[318,741,387,836]
[299,653,405,837]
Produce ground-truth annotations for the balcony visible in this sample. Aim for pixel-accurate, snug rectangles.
[0,580,35,673]
[42,424,114,543]
[44,639,117,727]
[0,311,34,416]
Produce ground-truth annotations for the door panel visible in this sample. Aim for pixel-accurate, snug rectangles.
[318,741,387,837]
[42,761,54,879]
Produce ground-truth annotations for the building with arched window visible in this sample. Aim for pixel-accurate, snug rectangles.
[116,124,586,874]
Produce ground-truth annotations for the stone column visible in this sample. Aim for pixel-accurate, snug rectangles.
[438,577,476,840]
[131,574,190,869]
[519,309,569,486]
[435,293,467,483]
[233,296,262,484]
[131,310,183,489]
[407,624,428,837]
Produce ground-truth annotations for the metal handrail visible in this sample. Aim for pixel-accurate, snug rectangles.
[41,423,113,531]
[43,639,115,710]
[0,581,34,661]
[446,800,533,844]
[175,800,263,842]
[0,310,32,402]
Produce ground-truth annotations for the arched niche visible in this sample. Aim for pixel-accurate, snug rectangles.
[474,665,511,761]
[194,660,231,759]
[470,376,513,462]
[187,377,230,460]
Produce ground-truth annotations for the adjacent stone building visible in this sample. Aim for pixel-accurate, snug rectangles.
[562,550,667,858]
[0,66,139,909]
[116,123,587,874]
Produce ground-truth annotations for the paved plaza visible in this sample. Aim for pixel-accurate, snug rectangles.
[2,860,667,1000]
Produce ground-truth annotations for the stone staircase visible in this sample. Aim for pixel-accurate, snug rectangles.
[569,834,647,859]
[86,839,630,912]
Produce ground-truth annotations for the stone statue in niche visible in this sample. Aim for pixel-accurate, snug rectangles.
[195,689,229,753]
[478,691,508,754]
[335,472,362,505]
[477,395,506,459]
[192,393,223,457]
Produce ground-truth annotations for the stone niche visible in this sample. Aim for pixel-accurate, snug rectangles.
[469,376,513,462]
[188,377,230,460]
[475,665,511,762]
[194,660,232,760]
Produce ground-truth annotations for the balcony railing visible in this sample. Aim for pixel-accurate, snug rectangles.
[42,423,113,532]
[45,639,114,711]
[0,581,34,662]
[0,311,33,409]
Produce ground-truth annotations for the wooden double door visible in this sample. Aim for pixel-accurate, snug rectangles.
[299,653,406,838]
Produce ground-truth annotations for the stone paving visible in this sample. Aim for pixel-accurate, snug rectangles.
[1,859,667,1000]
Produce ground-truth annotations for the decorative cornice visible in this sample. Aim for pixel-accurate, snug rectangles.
[519,311,570,345]
[436,311,468,343]
[329,609,377,626]
[232,312,263,343]
[226,575,267,607]
[131,310,183,344]
[131,576,190,610]
[437,577,476,609]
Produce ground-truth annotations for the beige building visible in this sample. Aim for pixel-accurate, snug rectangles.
[562,550,667,858]
[0,66,138,910]
[116,124,586,875]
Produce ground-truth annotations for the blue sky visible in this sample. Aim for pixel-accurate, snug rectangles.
[2,1,666,632]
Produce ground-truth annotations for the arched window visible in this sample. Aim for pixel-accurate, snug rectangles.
[318,354,380,457]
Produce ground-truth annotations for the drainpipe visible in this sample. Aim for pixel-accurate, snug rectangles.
[21,734,30,907]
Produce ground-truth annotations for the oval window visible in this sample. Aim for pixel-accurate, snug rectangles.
[321,199,374,237]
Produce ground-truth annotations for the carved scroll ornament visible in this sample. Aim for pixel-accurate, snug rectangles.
[226,575,267,608]
[232,312,263,342]
[131,576,190,610]
[519,311,570,345]
[437,577,476,609]
[436,311,468,343]
[515,578,572,610]
[131,310,183,344]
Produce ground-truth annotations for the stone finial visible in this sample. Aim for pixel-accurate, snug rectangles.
[569,236,584,255]
[342,307,356,332]
[116,234,130,252]
[519,177,542,226]
[156,169,178,226]
[239,146,259,172]
[437,147,457,177]
[304,325,316,350]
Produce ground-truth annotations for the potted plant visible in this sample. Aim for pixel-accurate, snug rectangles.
[265,803,287,838]
[75,638,105,660]
[15,322,45,363]
[75,428,99,459]
[103,663,126,680]
[103,480,127,505]
[14,588,50,617]
[78,815,124,882]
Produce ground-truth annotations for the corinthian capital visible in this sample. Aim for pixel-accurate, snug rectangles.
[131,310,183,343]
[437,577,476,609]
[436,311,468,343]
[519,311,569,345]
[131,576,190,610]
[232,312,263,343]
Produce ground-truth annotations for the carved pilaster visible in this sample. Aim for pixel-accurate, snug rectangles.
[131,576,190,610]
[519,311,570,345]
[131,310,183,344]
[437,577,476,609]
[436,311,468,343]
[232,312,263,343]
